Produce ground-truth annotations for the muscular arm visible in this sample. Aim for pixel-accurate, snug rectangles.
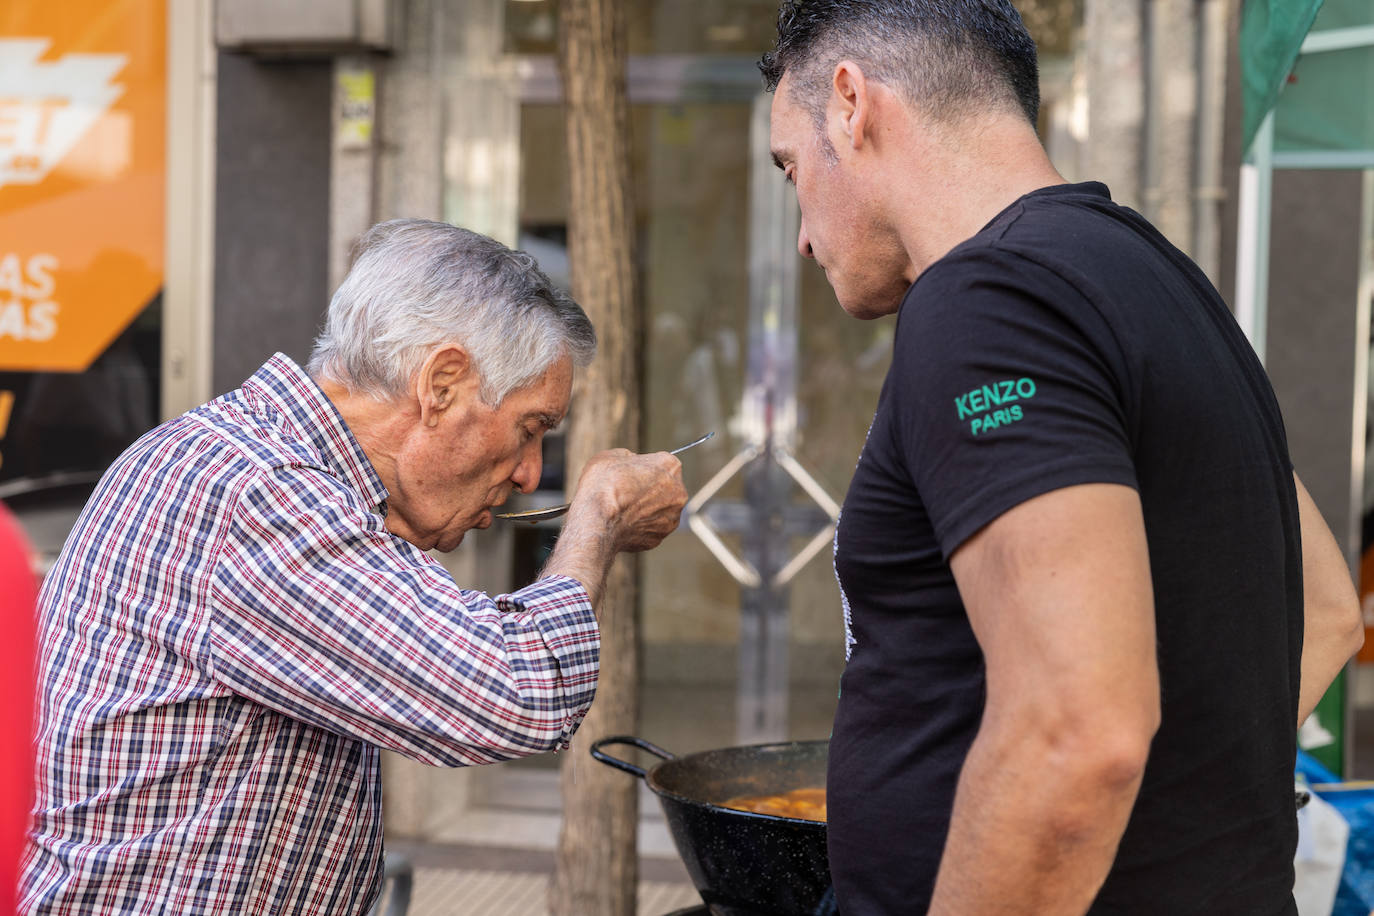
[1294,472,1363,725]
[929,483,1159,916]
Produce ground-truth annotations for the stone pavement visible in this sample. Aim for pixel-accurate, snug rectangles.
[405,867,701,915]
[382,840,702,916]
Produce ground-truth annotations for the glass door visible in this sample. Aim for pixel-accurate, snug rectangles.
[458,0,890,817]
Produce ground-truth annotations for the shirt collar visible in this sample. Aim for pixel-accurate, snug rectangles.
[243,353,390,515]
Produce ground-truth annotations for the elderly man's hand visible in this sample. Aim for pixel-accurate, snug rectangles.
[568,448,688,553]
[542,449,688,610]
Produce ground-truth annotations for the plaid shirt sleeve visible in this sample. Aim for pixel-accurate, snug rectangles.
[207,465,599,766]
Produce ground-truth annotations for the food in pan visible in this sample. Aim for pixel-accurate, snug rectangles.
[721,787,826,822]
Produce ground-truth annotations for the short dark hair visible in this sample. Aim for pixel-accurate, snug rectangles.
[759,0,1040,128]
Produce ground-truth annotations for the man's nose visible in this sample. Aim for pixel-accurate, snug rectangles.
[512,445,543,494]
[797,220,814,260]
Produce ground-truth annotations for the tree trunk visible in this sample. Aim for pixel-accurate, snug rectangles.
[1143,0,1198,254]
[549,0,640,915]
[1083,0,1145,210]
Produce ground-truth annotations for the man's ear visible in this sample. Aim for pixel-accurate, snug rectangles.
[831,60,871,151]
[416,344,474,428]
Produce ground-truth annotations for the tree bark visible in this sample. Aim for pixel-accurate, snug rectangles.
[1143,0,1198,254]
[1083,0,1145,210]
[550,0,640,915]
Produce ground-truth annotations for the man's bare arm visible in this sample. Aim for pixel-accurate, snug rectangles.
[1294,472,1363,725]
[929,483,1159,916]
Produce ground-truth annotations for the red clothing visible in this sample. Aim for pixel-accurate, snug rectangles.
[0,504,37,916]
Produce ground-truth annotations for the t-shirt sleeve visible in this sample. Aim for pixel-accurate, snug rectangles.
[892,245,1139,558]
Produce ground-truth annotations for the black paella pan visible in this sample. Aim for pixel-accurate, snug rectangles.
[590,735,834,916]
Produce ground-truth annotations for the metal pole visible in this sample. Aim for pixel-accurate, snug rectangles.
[162,0,216,419]
[1192,0,1230,285]
[1347,170,1374,776]
[1235,111,1275,364]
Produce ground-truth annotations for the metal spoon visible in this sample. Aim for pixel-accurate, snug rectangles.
[494,431,715,523]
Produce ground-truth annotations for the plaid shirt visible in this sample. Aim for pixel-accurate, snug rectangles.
[20,354,599,915]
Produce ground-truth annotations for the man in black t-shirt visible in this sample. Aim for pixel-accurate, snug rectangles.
[760,2,1364,914]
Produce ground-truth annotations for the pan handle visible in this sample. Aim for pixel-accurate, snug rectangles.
[589,735,676,780]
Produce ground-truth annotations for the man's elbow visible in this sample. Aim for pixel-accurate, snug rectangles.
[1088,719,1156,795]
[1338,594,1365,661]
[1052,703,1157,799]
[1038,714,1155,845]
[1315,584,1366,664]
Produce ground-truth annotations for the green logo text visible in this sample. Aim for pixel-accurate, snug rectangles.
[953,377,1036,436]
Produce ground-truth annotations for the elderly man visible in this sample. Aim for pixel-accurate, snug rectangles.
[762,1,1362,914]
[19,219,687,914]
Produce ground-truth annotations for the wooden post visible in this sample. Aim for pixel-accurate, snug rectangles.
[549,0,641,914]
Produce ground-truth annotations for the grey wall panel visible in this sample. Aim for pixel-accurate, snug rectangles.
[213,53,331,396]
[1217,18,1367,565]
[1265,169,1365,564]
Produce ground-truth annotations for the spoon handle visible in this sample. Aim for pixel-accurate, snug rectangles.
[668,431,714,456]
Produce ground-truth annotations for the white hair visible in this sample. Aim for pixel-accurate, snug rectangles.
[308,219,596,404]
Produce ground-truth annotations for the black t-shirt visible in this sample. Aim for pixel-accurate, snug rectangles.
[829,182,1302,915]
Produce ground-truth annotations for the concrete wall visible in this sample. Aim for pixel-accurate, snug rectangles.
[213,53,332,395]
[1217,12,1366,565]
[1266,170,1367,565]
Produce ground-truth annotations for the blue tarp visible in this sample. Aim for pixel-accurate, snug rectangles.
[1299,750,1374,914]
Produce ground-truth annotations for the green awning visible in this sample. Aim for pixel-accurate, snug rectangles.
[1274,45,1374,163]
[1240,0,1326,152]
[1272,5,1374,166]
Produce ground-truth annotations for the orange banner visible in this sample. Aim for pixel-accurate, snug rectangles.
[0,0,165,372]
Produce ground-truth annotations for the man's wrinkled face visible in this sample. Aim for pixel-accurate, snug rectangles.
[387,356,573,552]
[769,72,911,320]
